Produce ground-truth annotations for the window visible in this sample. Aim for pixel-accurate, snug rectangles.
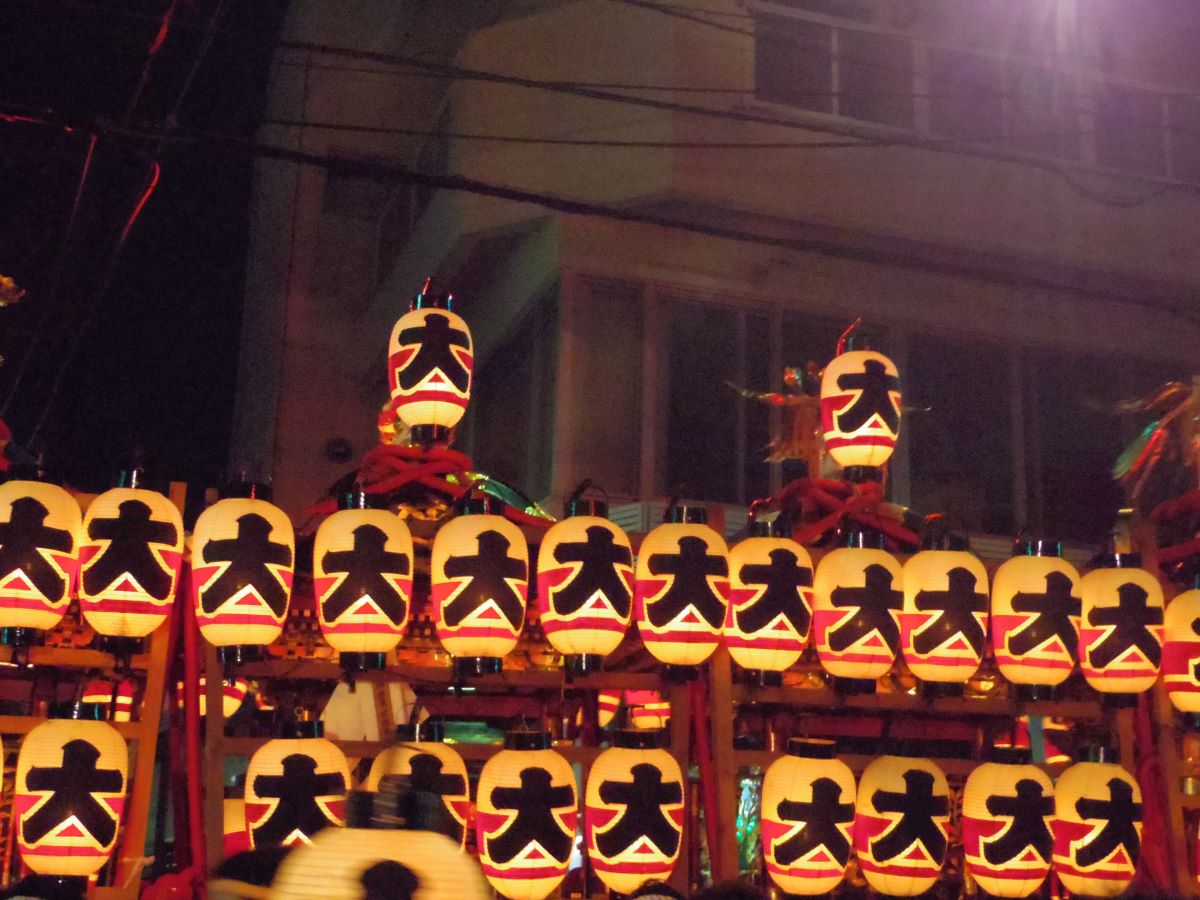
[1093,83,1166,176]
[755,16,833,114]
[908,338,1014,535]
[837,28,914,127]
[928,48,1006,142]
[1006,65,1081,160]
[572,281,643,501]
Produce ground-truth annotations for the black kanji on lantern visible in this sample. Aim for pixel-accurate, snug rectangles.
[827,564,902,653]
[773,777,854,866]
[320,525,411,624]
[1191,616,1200,682]
[983,778,1053,865]
[1074,779,1142,868]
[486,768,575,864]
[595,763,683,858]
[550,526,632,617]
[83,500,177,599]
[834,359,900,434]
[396,313,471,392]
[645,536,728,629]
[1087,583,1163,670]
[870,770,949,862]
[735,548,813,635]
[911,566,987,656]
[200,514,292,615]
[0,497,73,599]
[23,740,123,846]
[1008,571,1080,656]
[407,753,466,799]
[251,754,346,846]
[443,531,526,629]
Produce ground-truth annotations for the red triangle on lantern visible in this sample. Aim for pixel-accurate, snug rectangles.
[1109,846,1132,866]
[55,821,86,838]
[523,844,550,861]
[902,844,930,861]
[943,635,973,653]
[583,594,611,612]
[1016,847,1043,863]
[473,604,504,621]
[0,570,35,593]
[110,575,142,594]
[860,633,886,649]
[769,618,794,633]
[807,847,835,864]
[679,609,704,626]
[426,370,449,385]
[234,591,264,607]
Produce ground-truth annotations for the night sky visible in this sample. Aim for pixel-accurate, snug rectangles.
[0,0,288,491]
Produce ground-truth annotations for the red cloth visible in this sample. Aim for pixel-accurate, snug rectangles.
[778,476,919,550]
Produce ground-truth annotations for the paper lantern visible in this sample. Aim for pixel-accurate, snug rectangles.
[537,498,633,676]
[79,485,183,640]
[900,538,989,689]
[991,539,1081,700]
[0,480,81,635]
[112,679,135,723]
[431,497,528,676]
[475,731,578,900]
[962,747,1053,898]
[625,690,671,730]
[820,345,901,476]
[724,519,813,684]
[1079,554,1163,699]
[586,730,684,894]
[16,718,127,878]
[223,799,250,858]
[813,530,903,691]
[1162,580,1200,723]
[192,495,295,662]
[365,722,470,843]
[597,689,621,728]
[315,495,413,670]
[854,753,950,896]
[761,738,855,895]
[1053,750,1142,896]
[245,730,351,849]
[176,676,249,719]
[388,281,473,444]
[271,825,489,900]
[634,507,729,668]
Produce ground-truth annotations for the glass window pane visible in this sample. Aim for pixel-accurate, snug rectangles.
[928,48,1006,142]
[1007,66,1080,159]
[1093,83,1166,176]
[573,281,642,500]
[664,299,740,503]
[754,16,834,114]
[837,28,914,128]
[908,338,1014,535]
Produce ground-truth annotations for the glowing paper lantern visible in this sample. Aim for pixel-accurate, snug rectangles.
[16,717,127,878]
[634,507,729,668]
[854,753,950,896]
[431,497,528,676]
[475,731,578,900]
[315,494,413,671]
[537,498,633,676]
[388,281,474,444]
[723,519,813,685]
[812,529,903,692]
[900,535,989,690]
[271,825,489,900]
[192,494,295,664]
[112,679,135,723]
[962,747,1054,898]
[223,799,249,858]
[244,728,351,849]
[1053,749,1142,897]
[365,722,470,843]
[176,676,249,719]
[585,729,684,894]
[991,539,1081,700]
[1162,579,1200,725]
[79,484,183,641]
[819,344,901,477]
[625,690,671,730]
[761,738,855,895]
[597,689,621,728]
[1079,554,1163,700]
[0,480,81,635]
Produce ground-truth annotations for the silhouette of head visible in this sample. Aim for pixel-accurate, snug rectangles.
[361,859,420,900]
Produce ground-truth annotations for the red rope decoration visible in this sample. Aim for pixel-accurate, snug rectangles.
[776,476,920,550]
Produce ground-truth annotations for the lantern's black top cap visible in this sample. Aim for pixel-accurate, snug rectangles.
[395,720,445,743]
[614,728,667,750]
[505,730,552,751]
[919,517,969,551]
[412,277,453,311]
[1013,536,1062,558]
[985,746,1031,765]
[337,490,387,511]
[565,497,608,518]
[1077,745,1117,764]
[222,480,272,501]
[51,700,103,720]
[460,493,504,516]
[842,332,874,352]
[750,515,786,538]
[281,720,324,739]
[1099,552,1142,569]
[787,738,837,759]
[665,505,706,524]
[843,524,884,549]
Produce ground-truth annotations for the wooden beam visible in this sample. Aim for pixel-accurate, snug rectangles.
[708,647,740,883]
[203,645,226,876]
